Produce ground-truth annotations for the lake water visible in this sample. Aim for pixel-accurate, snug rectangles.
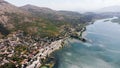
[54,17,120,68]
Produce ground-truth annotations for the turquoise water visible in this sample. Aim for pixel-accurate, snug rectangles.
[54,17,120,68]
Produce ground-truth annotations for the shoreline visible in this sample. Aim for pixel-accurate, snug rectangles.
[0,26,86,68]
[26,39,65,68]
[23,26,87,68]
[0,25,87,68]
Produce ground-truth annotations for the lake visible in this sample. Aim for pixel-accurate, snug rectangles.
[54,17,120,68]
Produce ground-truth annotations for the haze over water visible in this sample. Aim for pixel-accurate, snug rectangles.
[54,17,120,68]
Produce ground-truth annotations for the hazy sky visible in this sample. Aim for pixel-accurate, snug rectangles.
[5,0,120,11]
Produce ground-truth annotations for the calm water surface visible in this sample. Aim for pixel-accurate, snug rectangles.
[54,17,120,68]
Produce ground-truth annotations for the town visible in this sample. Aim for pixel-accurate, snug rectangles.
[0,25,85,68]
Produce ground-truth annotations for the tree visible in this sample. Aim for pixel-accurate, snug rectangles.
[0,63,16,68]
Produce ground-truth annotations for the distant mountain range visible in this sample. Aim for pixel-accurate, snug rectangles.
[20,4,84,23]
[0,0,118,38]
[95,6,120,13]
[0,0,96,37]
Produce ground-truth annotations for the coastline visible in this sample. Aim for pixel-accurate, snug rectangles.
[26,39,65,68]
[0,25,87,68]
[20,17,117,68]
[0,24,87,68]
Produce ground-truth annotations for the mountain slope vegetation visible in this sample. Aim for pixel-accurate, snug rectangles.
[0,0,97,38]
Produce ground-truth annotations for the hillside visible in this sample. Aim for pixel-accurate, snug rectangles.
[0,1,61,38]
[0,0,98,38]
[0,0,111,68]
[20,5,93,25]
[0,0,30,36]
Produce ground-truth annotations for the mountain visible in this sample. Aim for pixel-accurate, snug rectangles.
[20,4,82,21]
[0,0,32,36]
[0,0,31,26]
[20,4,94,25]
[92,6,120,18]
[0,0,97,38]
[96,6,120,13]
[0,0,114,68]
[0,1,60,37]
[20,4,63,20]
[58,11,82,20]
[0,0,27,14]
